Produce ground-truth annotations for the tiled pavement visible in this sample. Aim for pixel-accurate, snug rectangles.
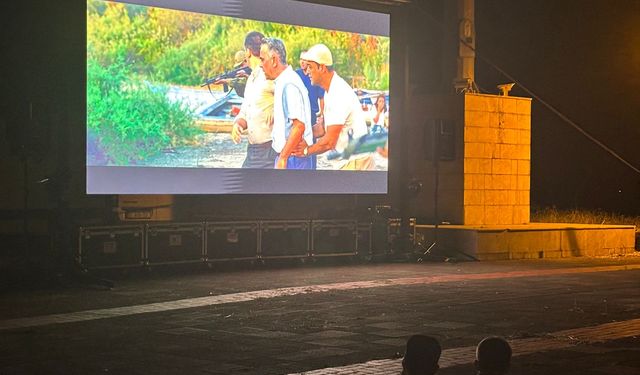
[289,318,640,374]
[1,257,640,374]
[4,263,640,331]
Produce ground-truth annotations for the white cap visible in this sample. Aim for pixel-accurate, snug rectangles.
[301,43,333,66]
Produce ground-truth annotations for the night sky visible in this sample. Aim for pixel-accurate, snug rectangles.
[476,0,640,214]
[1,0,638,215]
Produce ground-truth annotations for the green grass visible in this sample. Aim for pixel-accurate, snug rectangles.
[531,207,640,230]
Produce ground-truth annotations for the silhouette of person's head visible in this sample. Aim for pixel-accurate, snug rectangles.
[244,31,265,57]
[402,335,441,375]
[475,337,512,374]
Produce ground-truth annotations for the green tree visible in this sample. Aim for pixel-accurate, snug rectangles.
[87,1,390,89]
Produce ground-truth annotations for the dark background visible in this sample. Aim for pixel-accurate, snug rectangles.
[0,0,638,267]
[475,0,640,214]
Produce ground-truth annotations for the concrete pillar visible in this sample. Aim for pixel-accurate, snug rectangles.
[463,93,531,225]
[454,0,476,91]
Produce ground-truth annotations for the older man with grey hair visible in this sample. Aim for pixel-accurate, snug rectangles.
[259,37,314,169]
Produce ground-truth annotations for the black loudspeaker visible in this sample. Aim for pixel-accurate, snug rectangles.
[424,119,455,161]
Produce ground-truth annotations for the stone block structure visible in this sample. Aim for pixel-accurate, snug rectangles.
[463,93,531,225]
[406,92,531,226]
[406,93,636,259]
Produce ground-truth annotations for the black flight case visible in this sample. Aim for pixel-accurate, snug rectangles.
[78,225,145,269]
[145,222,205,265]
[205,221,260,262]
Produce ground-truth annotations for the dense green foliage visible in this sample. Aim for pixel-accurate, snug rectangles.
[87,1,389,88]
[87,2,200,165]
[86,0,389,165]
[87,56,198,165]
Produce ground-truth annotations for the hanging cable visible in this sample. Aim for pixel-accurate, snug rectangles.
[473,55,640,175]
[410,2,640,176]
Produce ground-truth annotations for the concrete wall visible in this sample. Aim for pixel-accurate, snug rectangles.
[476,227,637,260]
[406,93,531,226]
[414,224,637,260]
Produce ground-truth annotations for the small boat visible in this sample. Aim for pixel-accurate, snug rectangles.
[192,88,387,133]
[196,90,244,133]
[196,118,236,133]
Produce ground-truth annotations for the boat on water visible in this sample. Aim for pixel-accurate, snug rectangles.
[164,84,241,133]
[196,90,243,133]
[177,86,388,134]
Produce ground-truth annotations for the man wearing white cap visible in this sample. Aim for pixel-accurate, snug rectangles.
[294,43,372,170]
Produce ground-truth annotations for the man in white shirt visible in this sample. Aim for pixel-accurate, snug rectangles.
[231,31,277,168]
[259,38,313,169]
[293,43,373,170]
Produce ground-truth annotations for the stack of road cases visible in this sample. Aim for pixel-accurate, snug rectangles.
[145,222,204,265]
[78,225,145,269]
[369,217,393,258]
[311,220,357,258]
[356,221,373,258]
[259,220,309,259]
[206,221,259,262]
[77,217,393,267]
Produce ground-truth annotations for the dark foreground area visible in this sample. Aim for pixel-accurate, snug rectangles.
[1,257,640,374]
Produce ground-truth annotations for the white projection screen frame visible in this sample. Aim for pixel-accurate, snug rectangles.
[86,0,390,194]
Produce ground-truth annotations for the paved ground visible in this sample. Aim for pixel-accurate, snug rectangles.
[1,256,640,374]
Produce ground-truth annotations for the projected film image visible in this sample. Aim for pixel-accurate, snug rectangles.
[87,0,390,173]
